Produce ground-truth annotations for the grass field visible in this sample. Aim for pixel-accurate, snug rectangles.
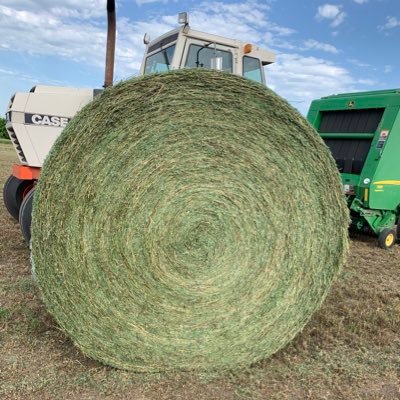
[0,142,399,399]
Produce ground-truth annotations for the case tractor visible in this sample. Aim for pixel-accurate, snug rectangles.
[2,3,275,242]
[308,89,400,249]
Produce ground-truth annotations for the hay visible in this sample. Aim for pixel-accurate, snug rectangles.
[31,69,349,372]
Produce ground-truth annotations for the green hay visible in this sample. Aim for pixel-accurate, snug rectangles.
[31,69,349,372]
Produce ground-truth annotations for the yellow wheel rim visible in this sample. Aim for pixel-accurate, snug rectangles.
[385,233,394,247]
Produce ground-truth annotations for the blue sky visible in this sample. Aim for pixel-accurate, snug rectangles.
[0,0,398,115]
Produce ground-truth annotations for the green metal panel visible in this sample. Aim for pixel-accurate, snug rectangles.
[369,108,400,210]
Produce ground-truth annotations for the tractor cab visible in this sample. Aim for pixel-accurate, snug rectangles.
[141,13,275,85]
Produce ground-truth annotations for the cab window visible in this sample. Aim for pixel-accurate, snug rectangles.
[185,44,233,73]
[243,56,263,83]
[145,44,176,74]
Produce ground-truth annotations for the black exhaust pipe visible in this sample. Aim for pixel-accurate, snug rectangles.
[104,0,116,88]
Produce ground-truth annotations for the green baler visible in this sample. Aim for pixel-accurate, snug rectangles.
[307,89,400,249]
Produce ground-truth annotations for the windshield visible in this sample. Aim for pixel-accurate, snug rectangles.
[144,44,176,74]
[185,44,233,73]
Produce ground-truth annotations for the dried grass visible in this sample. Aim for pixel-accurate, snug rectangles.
[31,69,349,372]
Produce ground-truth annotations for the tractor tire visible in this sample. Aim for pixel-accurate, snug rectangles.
[19,188,35,243]
[378,228,396,250]
[3,175,35,220]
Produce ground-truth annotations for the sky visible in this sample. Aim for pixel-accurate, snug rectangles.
[0,0,398,115]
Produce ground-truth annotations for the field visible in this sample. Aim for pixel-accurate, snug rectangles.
[0,142,399,399]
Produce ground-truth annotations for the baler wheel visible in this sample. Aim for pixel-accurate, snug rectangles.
[19,188,35,243]
[3,175,35,220]
[378,228,396,250]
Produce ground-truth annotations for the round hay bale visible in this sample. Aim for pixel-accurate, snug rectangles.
[31,69,349,372]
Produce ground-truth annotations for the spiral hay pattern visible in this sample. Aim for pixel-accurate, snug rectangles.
[31,69,348,372]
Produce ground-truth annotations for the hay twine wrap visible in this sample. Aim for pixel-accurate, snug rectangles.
[32,69,349,372]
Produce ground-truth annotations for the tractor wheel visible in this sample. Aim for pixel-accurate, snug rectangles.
[3,175,35,220]
[378,228,396,250]
[19,188,35,243]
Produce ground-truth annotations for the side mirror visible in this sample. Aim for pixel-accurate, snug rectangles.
[143,33,150,45]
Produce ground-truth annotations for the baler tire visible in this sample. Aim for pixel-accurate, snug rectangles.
[3,175,35,220]
[19,188,35,244]
[378,228,396,250]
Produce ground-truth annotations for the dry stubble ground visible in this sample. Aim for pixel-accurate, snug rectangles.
[0,142,399,400]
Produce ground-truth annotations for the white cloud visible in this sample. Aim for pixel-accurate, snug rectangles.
[185,1,271,35]
[302,39,340,54]
[0,5,58,26]
[0,67,40,83]
[379,16,400,30]
[357,78,378,85]
[0,67,17,76]
[135,0,171,5]
[158,1,293,47]
[267,25,295,37]
[0,0,106,19]
[317,4,341,19]
[316,4,346,27]
[384,65,393,73]
[0,5,106,66]
[267,53,375,114]
[347,58,370,68]
[353,0,367,4]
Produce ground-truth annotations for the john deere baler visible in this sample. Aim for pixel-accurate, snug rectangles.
[307,89,400,249]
